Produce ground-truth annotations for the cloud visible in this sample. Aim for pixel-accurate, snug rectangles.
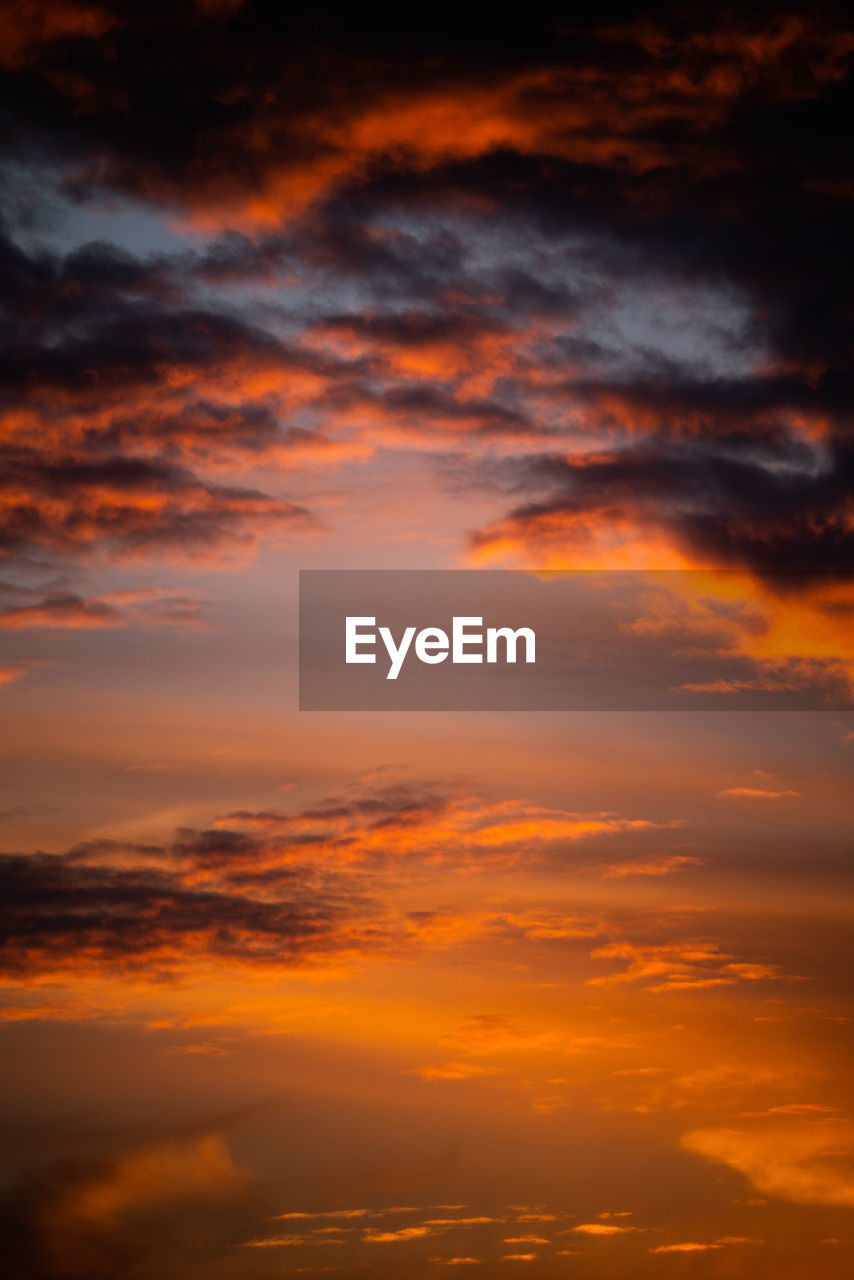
[243,1206,505,1256]
[410,1062,504,1082]
[0,589,123,630]
[241,1233,344,1247]
[6,6,852,230]
[430,1260,484,1266]
[0,771,688,985]
[0,1,112,71]
[363,1225,436,1242]
[588,941,787,992]
[650,1237,764,1252]
[0,231,337,570]
[468,434,854,577]
[215,783,672,870]
[423,1218,500,1227]
[0,7,852,590]
[0,446,314,565]
[682,1122,854,1207]
[272,1210,369,1221]
[717,787,800,799]
[572,1223,641,1236]
[651,1242,718,1252]
[0,585,209,630]
[0,840,385,980]
[0,775,667,984]
[0,770,808,1012]
[54,1134,243,1226]
[0,1129,249,1280]
[438,1014,560,1058]
[738,1103,838,1118]
[601,854,704,878]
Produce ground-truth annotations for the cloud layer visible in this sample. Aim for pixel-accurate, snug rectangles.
[1,3,852,580]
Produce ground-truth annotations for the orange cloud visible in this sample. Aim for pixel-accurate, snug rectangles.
[718,787,799,799]
[683,1122,854,1207]
[588,941,787,993]
[650,1239,765,1252]
[0,0,110,70]
[439,1015,560,1058]
[739,1104,838,1118]
[430,1259,484,1266]
[108,25,854,227]
[242,1233,345,1247]
[425,1218,501,1227]
[410,1062,504,1082]
[215,789,672,869]
[573,1222,641,1235]
[54,1133,243,1228]
[601,854,704,878]
[272,1210,369,1221]
[363,1225,436,1242]
[0,772,678,988]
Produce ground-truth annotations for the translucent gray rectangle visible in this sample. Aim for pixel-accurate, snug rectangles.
[299,570,854,711]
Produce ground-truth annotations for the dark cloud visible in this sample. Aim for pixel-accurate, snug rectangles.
[0,1122,257,1280]
[3,3,849,217]
[0,781,473,980]
[0,587,123,629]
[0,583,209,630]
[0,448,311,560]
[1,2,852,574]
[0,784,478,979]
[0,225,329,565]
[471,433,854,573]
[0,842,374,979]
[0,775,680,980]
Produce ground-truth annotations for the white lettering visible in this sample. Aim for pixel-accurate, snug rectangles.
[345,616,535,678]
[379,625,416,680]
[486,626,535,663]
[452,616,483,663]
[346,616,376,663]
[415,627,449,664]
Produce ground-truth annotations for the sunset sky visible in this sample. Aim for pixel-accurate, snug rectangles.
[1,4,853,1277]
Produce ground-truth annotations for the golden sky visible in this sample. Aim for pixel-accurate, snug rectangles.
[1,4,853,1277]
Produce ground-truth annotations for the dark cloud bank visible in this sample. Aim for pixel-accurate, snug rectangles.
[0,1,852,573]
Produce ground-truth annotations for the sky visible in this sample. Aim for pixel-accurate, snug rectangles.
[1,3,853,1277]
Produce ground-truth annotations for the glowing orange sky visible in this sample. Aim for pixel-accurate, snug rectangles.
[1,4,853,1278]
